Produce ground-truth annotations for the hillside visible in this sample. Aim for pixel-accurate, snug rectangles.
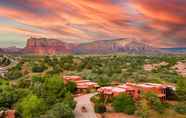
[74,38,167,54]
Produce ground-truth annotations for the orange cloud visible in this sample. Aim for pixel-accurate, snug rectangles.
[132,0,186,24]
[0,0,186,47]
[0,0,131,42]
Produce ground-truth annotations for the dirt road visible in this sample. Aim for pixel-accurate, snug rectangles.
[74,93,97,118]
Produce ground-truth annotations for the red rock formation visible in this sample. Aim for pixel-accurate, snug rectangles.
[23,37,171,55]
[24,37,76,55]
[74,38,167,55]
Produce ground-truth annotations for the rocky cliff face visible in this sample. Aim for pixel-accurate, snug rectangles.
[24,38,77,55]
[74,38,165,54]
[23,37,170,55]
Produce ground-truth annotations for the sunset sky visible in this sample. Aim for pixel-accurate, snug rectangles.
[0,0,186,48]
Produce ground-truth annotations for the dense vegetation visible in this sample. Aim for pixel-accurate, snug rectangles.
[1,55,186,118]
[0,55,11,66]
[0,75,76,118]
[13,55,185,85]
[112,93,136,114]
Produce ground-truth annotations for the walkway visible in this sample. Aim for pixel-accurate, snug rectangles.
[74,93,97,118]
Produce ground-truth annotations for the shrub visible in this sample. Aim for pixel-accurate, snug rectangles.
[51,64,62,74]
[15,63,22,70]
[63,92,76,109]
[176,78,186,101]
[145,92,165,113]
[42,102,75,118]
[33,75,65,105]
[32,76,45,83]
[92,94,107,113]
[175,102,186,115]
[16,79,31,88]
[112,93,136,115]
[66,81,77,93]
[6,69,22,80]
[97,74,112,87]
[32,64,47,73]
[16,94,46,118]
[91,94,102,103]
[0,87,18,108]
[94,103,106,113]
[136,98,150,118]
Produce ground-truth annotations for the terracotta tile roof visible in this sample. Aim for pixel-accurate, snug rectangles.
[64,75,99,89]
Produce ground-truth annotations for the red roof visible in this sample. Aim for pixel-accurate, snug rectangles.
[98,86,126,95]
[75,80,90,83]
[63,76,81,81]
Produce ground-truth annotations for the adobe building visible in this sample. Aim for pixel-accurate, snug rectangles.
[125,83,167,101]
[0,110,15,118]
[6,110,15,118]
[97,82,174,101]
[97,86,126,100]
[63,76,81,84]
[63,76,99,93]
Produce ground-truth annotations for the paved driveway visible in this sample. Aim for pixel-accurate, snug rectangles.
[74,93,97,118]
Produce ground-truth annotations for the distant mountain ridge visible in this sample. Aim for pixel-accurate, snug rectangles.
[2,46,22,54]
[74,38,167,54]
[0,37,182,55]
[0,46,23,55]
[0,48,4,54]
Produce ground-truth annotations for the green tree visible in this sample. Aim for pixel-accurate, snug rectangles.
[94,103,106,113]
[16,94,46,118]
[32,63,47,73]
[6,69,22,80]
[52,64,62,74]
[63,63,72,70]
[97,74,111,87]
[66,81,77,93]
[44,56,53,65]
[0,87,18,108]
[136,98,150,118]
[33,75,65,105]
[176,78,186,101]
[145,92,165,113]
[14,63,22,70]
[63,92,76,109]
[42,102,74,118]
[16,79,31,88]
[175,102,186,115]
[112,93,136,115]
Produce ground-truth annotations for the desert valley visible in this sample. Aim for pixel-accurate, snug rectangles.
[1,0,186,118]
[1,50,186,118]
